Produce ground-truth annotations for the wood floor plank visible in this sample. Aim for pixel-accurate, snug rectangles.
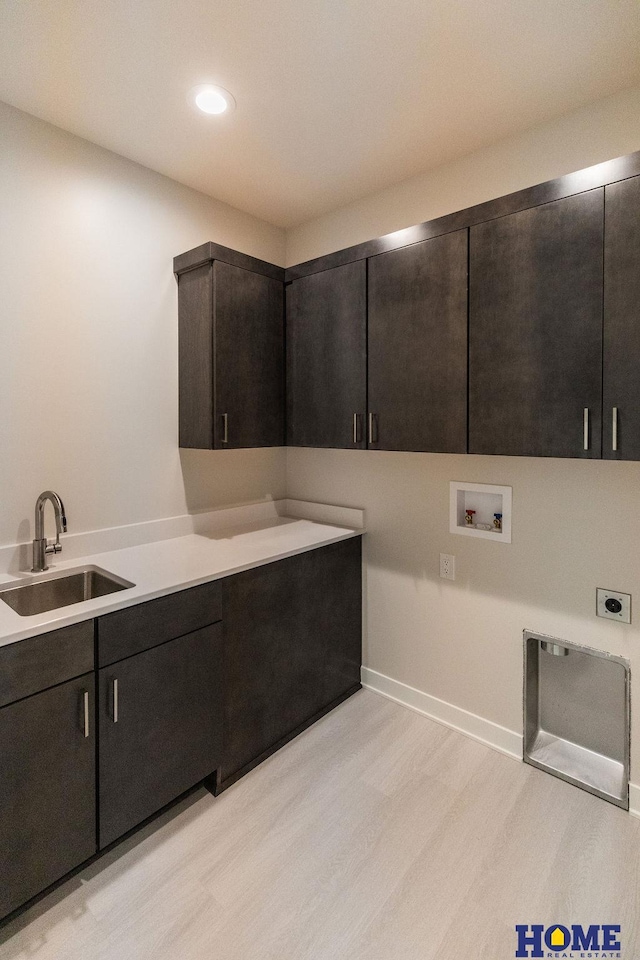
[431,770,640,960]
[352,751,533,960]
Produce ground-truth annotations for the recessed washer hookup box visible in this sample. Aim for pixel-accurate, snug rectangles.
[523,631,630,809]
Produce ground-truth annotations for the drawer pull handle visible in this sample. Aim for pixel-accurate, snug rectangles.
[583,408,589,451]
[368,412,378,445]
[83,690,90,738]
[612,407,618,452]
[112,678,119,723]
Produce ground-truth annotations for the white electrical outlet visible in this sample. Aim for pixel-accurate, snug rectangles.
[596,588,631,624]
[439,553,455,581]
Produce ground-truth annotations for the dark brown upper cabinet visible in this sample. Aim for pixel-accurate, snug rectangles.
[177,256,284,449]
[286,261,367,448]
[604,175,640,461]
[469,189,604,459]
[368,230,468,453]
[176,153,640,461]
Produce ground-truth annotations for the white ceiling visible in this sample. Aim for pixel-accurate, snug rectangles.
[1,0,639,228]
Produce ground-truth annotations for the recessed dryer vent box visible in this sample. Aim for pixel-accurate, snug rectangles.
[449,481,512,542]
[524,631,630,809]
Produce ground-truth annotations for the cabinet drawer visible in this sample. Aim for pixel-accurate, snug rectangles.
[98,580,222,667]
[0,621,94,708]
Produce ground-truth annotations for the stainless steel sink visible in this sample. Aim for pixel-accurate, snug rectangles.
[0,565,135,616]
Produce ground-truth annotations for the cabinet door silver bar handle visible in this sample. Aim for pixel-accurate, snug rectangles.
[221,413,228,444]
[353,413,360,445]
[612,407,618,452]
[583,408,589,451]
[83,690,90,738]
[368,413,377,445]
[112,678,118,723]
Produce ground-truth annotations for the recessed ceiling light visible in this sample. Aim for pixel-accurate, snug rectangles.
[189,84,236,116]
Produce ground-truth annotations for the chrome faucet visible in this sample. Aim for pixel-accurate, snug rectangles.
[32,491,67,573]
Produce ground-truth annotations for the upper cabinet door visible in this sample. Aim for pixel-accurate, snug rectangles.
[177,259,284,449]
[368,230,468,452]
[214,261,284,449]
[286,261,367,448]
[604,176,640,461]
[469,190,604,458]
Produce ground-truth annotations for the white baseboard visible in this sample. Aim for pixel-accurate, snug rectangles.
[362,667,640,816]
[629,783,640,818]
[361,666,523,761]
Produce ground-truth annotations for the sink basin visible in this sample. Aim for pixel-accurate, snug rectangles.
[0,565,135,616]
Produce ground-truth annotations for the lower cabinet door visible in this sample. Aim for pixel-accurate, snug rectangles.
[0,674,96,920]
[98,623,223,848]
[220,537,362,787]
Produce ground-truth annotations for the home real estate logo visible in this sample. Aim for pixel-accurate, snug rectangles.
[515,924,622,958]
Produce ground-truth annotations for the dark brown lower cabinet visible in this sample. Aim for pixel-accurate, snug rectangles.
[1,543,361,921]
[218,536,362,790]
[98,624,223,848]
[0,675,96,920]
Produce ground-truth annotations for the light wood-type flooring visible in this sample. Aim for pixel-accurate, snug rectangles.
[1,689,639,960]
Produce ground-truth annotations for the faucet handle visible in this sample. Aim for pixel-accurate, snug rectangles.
[45,536,63,556]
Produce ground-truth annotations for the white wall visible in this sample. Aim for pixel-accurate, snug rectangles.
[0,101,287,547]
[286,85,640,264]
[285,85,640,782]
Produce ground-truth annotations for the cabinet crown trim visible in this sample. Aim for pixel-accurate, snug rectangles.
[173,241,285,282]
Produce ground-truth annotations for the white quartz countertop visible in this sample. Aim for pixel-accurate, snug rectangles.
[0,500,363,648]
